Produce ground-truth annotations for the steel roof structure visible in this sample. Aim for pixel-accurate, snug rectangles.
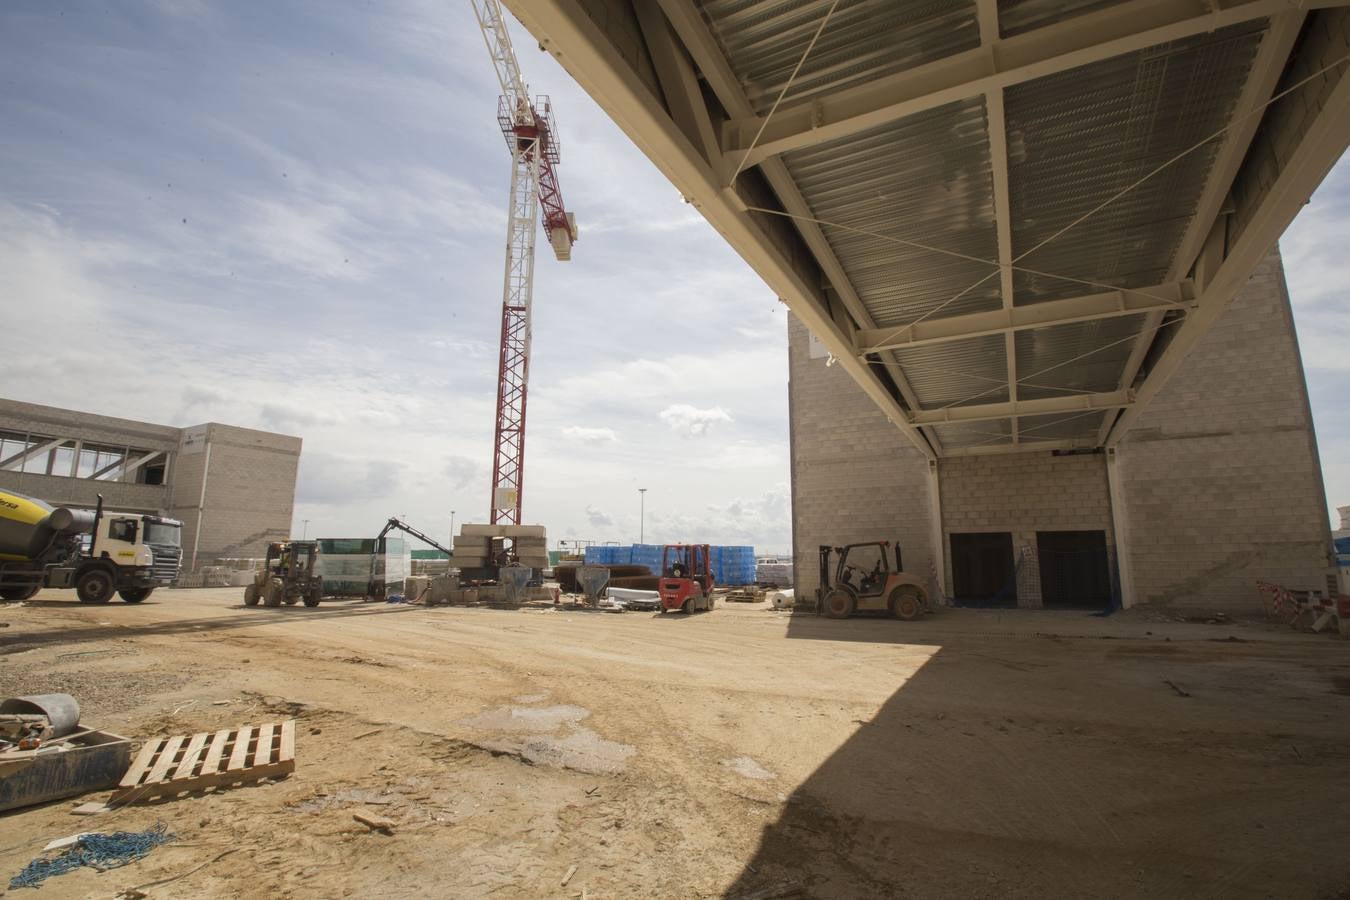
[504,0,1350,458]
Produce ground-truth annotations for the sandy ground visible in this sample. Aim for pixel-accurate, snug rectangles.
[2,589,1349,899]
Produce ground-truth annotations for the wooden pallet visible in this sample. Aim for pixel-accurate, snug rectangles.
[112,720,295,804]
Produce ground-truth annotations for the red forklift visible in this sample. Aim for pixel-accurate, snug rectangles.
[817,540,929,620]
[658,544,715,613]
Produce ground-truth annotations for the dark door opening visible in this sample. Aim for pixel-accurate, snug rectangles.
[1037,531,1111,610]
[950,532,1017,608]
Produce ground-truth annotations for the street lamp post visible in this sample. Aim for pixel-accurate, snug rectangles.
[450,510,456,549]
[638,488,647,544]
[301,519,309,540]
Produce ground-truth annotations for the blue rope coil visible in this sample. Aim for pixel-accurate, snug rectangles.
[9,823,175,890]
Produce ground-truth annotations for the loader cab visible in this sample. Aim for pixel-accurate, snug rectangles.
[817,540,929,621]
[835,541,901,600]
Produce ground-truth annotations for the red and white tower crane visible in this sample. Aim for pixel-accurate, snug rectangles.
[470,0,577,526]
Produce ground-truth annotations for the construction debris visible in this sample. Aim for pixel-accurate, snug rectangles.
[112,720,295,804]
[353,810,397,834]
[1,694,132,813]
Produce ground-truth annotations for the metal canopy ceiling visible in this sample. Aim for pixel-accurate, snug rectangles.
[505,0,1350,457]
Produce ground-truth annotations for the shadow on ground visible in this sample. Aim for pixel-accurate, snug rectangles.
[0,598,418,651]
[721,612,1350,898]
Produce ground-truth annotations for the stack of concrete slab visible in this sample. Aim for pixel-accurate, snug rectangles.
[452,524,548,572]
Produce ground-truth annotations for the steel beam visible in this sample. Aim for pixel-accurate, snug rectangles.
[0,437,64,472]
[912,390,1131,426]
[943,438,1100,457]
[92,449,164,482]
[855,282,1191,354]
[652,0,938,452]
[723,0,1326,168]
[1107,44,1350,445]
[633,2,722,169]
[508,0,936,459]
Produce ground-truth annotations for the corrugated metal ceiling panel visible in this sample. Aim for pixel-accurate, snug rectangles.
[933,418,1011,449]
[1015,315,1144,400]
[892,333,1008,409]
[783,97,1001,326]
[1006,21,1267,305]
[1017,411,1108,443]
[698,0,980,115]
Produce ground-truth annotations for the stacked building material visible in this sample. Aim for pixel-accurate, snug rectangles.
[453,524,548,572]
[583,544,757,585]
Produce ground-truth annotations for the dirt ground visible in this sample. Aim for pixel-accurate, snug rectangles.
[2,589,1349,899]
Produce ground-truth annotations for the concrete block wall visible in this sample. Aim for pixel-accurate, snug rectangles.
[938,452,1114,606]
[1117,248,1333,612]
[173,424,301,566]
[0,470,167,514]
[0,398,180,455]
[0,398,179,511]
[786,248,1330,615]
[788,314,935,607]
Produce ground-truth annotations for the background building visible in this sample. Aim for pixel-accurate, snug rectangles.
[789,249,1334,612]
[0,399,301,570]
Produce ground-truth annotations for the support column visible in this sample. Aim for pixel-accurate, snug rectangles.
[927,459,947,602]
[1105,447,1136,609]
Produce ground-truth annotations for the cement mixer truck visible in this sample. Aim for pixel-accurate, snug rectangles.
[0,490,182,604]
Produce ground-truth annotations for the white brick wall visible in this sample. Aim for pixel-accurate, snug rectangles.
[788,315,934,606]
[1118,249,1333,611]
[788,248,1332,615]
[939,452,1114,607]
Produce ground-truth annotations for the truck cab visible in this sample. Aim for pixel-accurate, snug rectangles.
[61,508,184,604]
[0,490,183,604]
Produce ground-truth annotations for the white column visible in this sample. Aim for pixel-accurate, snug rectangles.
[1105,447,1136,609]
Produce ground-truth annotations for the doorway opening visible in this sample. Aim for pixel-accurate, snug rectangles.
[1036,531,1111,610]
[949,532,1017,608]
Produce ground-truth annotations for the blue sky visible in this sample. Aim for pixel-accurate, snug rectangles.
[0,1,1343,549]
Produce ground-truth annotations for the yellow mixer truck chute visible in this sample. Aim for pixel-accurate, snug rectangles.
[0,489,183,603]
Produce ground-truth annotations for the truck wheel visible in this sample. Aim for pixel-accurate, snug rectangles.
[823,588,855,619]
[0,584,40,602]
[244,583,260,607]
[119,587,154,603]
[76,569,115,604]
[263,579,283,608]
[889,586,924,621]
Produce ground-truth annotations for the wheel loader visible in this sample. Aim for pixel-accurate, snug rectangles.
[244,541,323,608]
[817,540,930,620]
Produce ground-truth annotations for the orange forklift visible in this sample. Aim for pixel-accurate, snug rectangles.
[817,540,929,620]
[657,544,715,613]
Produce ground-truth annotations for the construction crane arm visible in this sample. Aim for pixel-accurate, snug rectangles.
[470,0,532,124]
[375,517,454,558]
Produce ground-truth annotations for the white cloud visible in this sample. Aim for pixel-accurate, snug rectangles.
[443,456,479,490]
[659,404,733,437]
[297,452,403,505]
[562,425,619,445]
[585,505,614,528]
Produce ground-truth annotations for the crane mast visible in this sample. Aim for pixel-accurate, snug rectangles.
[470,0,576,527]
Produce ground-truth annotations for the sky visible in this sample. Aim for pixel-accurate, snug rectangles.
[0,2,1344,552]
[0,0,791,552]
